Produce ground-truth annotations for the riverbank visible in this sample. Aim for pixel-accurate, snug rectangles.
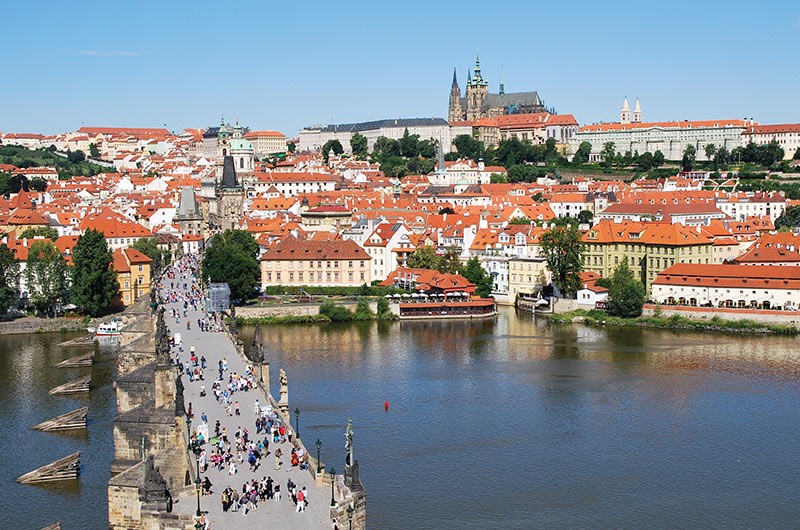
[550,309,800,335]
[0,316,92,335]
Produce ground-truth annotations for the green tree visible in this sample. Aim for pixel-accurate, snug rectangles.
[19,226,59,240]
[350,133,368,159]
[202,229,260,303]
[398,128,420,158]
[132,237,169,274]
[652,150,665,167]
[461,256,493,297]
[71,229,118,316]
[287,141,296,153]
[704,143,717,166]
[354,298,374,320]
[376,297,393,320]
[437,247,462,274]
[540,225,583,297]
[775,205,800,230]
[600,142,617,169]
[406,246,441,270]
[682,144,697,171]
[793,147,800,161]
[572,141,592,164]
[452,134,483,161]
[577,210,594,225]
[637,151,654,171]
[321,139,343,163]
[508,216,532,225]
[607,259,646,318]
[25,240,69,316]
[89,143,101,158]
[0,243,20,314]
[67,149,86,163]
[29,177,48,192]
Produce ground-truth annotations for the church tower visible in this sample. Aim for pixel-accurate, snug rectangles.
[448,68,465,123]
[211,156,245,231]
[620,97,631,124]
[465,54,489,121]
[632,98,642,123]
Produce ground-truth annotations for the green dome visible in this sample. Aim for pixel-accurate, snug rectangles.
[230,137,253,151]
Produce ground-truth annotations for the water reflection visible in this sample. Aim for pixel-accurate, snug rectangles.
[242,306,800,529]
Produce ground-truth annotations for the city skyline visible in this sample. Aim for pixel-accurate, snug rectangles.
[3,0,799,136]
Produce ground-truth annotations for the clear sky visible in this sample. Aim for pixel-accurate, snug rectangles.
[3,0,799,137]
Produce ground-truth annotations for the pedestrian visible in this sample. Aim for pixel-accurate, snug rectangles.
[274,483,281,501]
[253,399,260,416]
[296,488,305,512]
[235,401,240,416]
[274,447,283,470]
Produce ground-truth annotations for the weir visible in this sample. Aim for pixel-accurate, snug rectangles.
[107,259,366,529]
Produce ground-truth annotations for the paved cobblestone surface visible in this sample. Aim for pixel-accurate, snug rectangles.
[165,264,330,529]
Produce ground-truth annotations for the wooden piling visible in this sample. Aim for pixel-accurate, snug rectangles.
[49,375,91,395]
[55,352,94,368]
[16,451,80,484]
[33,407,89,432]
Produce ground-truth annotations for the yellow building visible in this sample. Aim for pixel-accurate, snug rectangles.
[260,236,371,289]
[508,257,550,300]
[113,248,153,306]
[582,221,713,291]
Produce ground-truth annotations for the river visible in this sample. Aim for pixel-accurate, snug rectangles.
[2,308,799,529]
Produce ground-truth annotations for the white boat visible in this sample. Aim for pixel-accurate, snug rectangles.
[92,321,123,336]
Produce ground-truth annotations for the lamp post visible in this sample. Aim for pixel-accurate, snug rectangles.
[329,467,336,506]
[194,457,201,517]
[315,438,322,473]
[347,504,355,530]
[294,407,300,439]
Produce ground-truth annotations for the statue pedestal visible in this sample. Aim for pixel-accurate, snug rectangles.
[278,390,289,418]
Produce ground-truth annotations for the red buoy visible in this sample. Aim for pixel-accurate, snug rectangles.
[384,401,389,411]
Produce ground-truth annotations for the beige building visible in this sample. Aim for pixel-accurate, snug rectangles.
[260,236,371,289]
[113,248,153,306]
[741,123,800,160]
[244,130,287,157]
[507,257,549,300]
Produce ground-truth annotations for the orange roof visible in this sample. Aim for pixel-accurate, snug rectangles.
[584,220,712,246]
[655,263,800,289]
[244,130,286,139]
[260,236,368,261]
[581,119,749,133]
[742,123,800,135]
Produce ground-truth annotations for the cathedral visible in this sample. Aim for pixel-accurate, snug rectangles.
[448,56,549,122]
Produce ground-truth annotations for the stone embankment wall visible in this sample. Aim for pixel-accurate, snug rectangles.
[237,300,378,318]
[0,316,90,334]
[643,304,800,325]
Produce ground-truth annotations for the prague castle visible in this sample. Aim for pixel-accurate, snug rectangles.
[448,56,549,122]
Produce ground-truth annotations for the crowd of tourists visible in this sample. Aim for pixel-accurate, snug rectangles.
[162,255,315,528]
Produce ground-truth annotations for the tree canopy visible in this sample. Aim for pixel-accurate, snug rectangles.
[19,226,59,240]
[607,259,646,318]
[25,240,69,316]
[775,205,800,231]
[540,225,583,297]
[202,229,260,303]
[132,237,172,274]
[71,229,119,316]
[350,133,368,159]
[461,256,493,297]
[0,243,20,314]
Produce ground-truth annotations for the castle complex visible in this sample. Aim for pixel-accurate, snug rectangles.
[448,56,548,122]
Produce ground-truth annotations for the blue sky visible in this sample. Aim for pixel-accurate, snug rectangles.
[3,1,799,137]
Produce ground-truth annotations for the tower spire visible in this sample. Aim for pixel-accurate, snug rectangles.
[451,67,458,88]
[499,64,505,95]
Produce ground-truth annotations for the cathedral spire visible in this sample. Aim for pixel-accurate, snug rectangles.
[499,65,505,95]
[473,53,486,85]
[451,68,458,88]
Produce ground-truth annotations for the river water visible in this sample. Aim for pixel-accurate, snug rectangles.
[2,308,799,529]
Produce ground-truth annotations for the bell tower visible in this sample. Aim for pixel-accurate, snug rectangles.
[465,54,489,121]
[620,98,631,124]
[448,68,464,123]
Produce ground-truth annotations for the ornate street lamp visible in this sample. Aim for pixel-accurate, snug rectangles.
[347,504,355,530]
[329,467,336,506]
[294,407,300,439]
[194,457,202,517]
[315,438,322,473]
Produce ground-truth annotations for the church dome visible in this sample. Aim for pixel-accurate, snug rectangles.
[230,137,253,152]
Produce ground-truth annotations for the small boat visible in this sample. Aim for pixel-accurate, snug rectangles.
[92,321,122,336]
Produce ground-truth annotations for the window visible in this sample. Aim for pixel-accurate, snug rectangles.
[289,272,294,281]
[360,272,365,280]
[348,261,353,268]
[138,264,143,272]
[124,281,130,288]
